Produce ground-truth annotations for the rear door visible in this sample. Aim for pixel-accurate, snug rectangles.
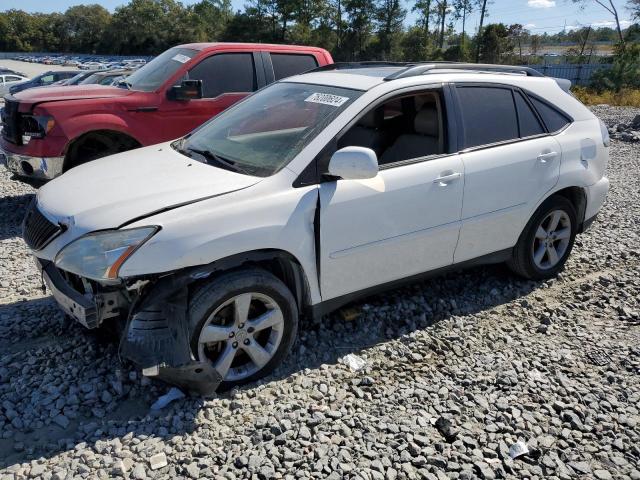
[159,52,266,139]
[453,84,562,263]
[263,52,319,82]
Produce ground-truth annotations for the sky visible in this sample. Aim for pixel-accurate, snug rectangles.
[1,0,636,35]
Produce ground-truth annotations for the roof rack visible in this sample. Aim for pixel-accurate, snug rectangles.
[310,61,416,73]
[383,62,544,80]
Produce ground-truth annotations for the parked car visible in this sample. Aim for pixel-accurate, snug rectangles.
[0,67,27,77]
[8,71,79,95]
[0,74,29,95]
[53,71,98,86]
[78,69,133,86]
[0,43,332,180]
[22,62,610,393]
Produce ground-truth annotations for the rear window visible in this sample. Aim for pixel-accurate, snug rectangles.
[457,86,519,149]
[271,54,318,80]
[528,96,571,133]
[514,91,545,138]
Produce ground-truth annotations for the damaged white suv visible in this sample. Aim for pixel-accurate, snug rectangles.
[24,63,609,394]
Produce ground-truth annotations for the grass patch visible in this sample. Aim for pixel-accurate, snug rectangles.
[571,87,640,107]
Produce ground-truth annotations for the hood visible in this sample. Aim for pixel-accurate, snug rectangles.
[37,142,261,231]
[14,84,133,107]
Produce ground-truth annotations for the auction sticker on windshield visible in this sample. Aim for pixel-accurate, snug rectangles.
[172,54,191,63]
[305,93,350,107]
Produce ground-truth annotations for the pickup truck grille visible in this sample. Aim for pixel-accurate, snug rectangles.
[1,97,21,145]
[23,201,63,251]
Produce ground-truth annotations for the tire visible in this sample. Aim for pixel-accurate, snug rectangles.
[65,132,139,171]
[508,195,578,280]
[188,268,298,390]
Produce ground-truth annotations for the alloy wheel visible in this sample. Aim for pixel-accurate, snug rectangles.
[531,209,572,270]
[197,292,284,382]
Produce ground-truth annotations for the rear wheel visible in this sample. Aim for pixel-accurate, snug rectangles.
[508,195,577,280]
[189,269,298,390]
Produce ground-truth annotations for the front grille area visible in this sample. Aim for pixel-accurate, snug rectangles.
[1,98,21,145]
[23,201,63,251]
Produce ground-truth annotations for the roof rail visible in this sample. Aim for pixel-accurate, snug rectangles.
[309,61,416,73]
[384,62,545,80]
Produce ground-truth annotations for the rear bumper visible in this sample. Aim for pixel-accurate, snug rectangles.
[584,176,609,222]
[2,149,64,180]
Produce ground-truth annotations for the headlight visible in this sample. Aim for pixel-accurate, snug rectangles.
[55,227,158,282]
[21,114,55,139]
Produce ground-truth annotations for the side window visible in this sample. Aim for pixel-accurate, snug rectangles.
[271,54,318,80]
[188,53,256,98]
[514,91,545,138]
[456,86,518,149]
[6,76,21,82]
[338,90,447,166]
[527,95,571,133]
[39,74,55,85]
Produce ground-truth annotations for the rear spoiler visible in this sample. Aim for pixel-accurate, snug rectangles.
[553,77,572,92]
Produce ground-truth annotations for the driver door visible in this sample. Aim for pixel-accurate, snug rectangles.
[318,89,465,300]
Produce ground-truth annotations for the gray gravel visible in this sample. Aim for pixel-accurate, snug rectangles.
[1,106,639,479]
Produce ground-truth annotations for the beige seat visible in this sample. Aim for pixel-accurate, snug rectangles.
[380,106,441,164]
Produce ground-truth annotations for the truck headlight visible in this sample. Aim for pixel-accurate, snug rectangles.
[21,115,56,139]
[55,227,158,282]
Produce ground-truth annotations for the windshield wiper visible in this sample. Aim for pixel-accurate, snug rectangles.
[185,147,249,175]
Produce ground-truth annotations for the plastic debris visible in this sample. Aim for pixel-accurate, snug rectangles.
[509,440,530,459]
[342,353,367,372]
[340,307,361,321]
[150,387,185,410]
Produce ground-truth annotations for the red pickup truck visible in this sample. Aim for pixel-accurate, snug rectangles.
[1,43,333,180]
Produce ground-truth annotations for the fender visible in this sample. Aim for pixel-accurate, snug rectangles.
[60,113,142,151]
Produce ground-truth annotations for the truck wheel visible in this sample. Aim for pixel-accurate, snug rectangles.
[508,195,577,280]
[189,268,299,390]
[65,132,139,170]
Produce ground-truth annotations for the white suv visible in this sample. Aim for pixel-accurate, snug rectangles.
[24,63,610,394]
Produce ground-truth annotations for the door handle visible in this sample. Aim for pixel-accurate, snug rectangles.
[537,152,558,163]
[433,172,462,185]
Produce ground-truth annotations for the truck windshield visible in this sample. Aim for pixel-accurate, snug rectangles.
[123,47,196,92]
[175,82,363,177]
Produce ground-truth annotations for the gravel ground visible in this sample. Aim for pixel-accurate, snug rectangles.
[0,106,639,479]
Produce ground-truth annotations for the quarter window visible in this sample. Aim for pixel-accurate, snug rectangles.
[528,96,571,132]
[514,91,545,137]
[188,53,256,98]
[271,54,318,80]
[456,86,519,149]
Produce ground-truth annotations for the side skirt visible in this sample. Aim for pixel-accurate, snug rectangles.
[308,247,513,320]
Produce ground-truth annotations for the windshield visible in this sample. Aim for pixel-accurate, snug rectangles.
[177,82,362,177]
[123,47,196,92]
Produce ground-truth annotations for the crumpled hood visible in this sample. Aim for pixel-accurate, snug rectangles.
[14,84,133,107]
[37,142,261,232]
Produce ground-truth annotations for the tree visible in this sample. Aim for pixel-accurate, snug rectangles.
[413,0,435,54]
[478,23,509,63]
[375,0,406,59]
[572,0,625,47]
[475,0,488,62]
[61,5,111,53]
[342,0,376,60]
[627,0,639,20]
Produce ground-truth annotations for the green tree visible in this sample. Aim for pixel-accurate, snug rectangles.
[375,0,406,59]
[478,23,509,63]
[342,0,376,60]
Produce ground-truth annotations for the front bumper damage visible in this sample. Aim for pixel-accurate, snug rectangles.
[37,259,222,395]
[1,150,64,180]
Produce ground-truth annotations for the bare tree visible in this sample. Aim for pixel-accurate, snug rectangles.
[571,0,625,47]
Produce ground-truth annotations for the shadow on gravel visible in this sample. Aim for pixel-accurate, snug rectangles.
[0,192,34,242]
[0,260,544,469]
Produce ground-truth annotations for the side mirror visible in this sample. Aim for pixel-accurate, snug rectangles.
[168,79,203,101]
[327,146,379,180]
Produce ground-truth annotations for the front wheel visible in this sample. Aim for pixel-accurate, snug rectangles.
[189,268,299,390]
[508,195,578,280]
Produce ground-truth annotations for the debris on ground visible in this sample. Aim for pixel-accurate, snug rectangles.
[509,440,529,459]
[150,387,186,410]
[341,353,367,372]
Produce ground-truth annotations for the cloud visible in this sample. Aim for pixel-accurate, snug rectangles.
[528,0,556,8]
[589,19,632,28]
[524,23,537,29]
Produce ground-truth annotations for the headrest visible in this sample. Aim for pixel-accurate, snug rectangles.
[414,107,439,137]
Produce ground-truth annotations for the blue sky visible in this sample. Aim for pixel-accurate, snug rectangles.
[1,0,635,34]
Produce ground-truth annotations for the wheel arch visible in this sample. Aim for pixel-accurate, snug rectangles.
[63,129,142,170]
[187,249,313,317]
[547,186,588,232]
